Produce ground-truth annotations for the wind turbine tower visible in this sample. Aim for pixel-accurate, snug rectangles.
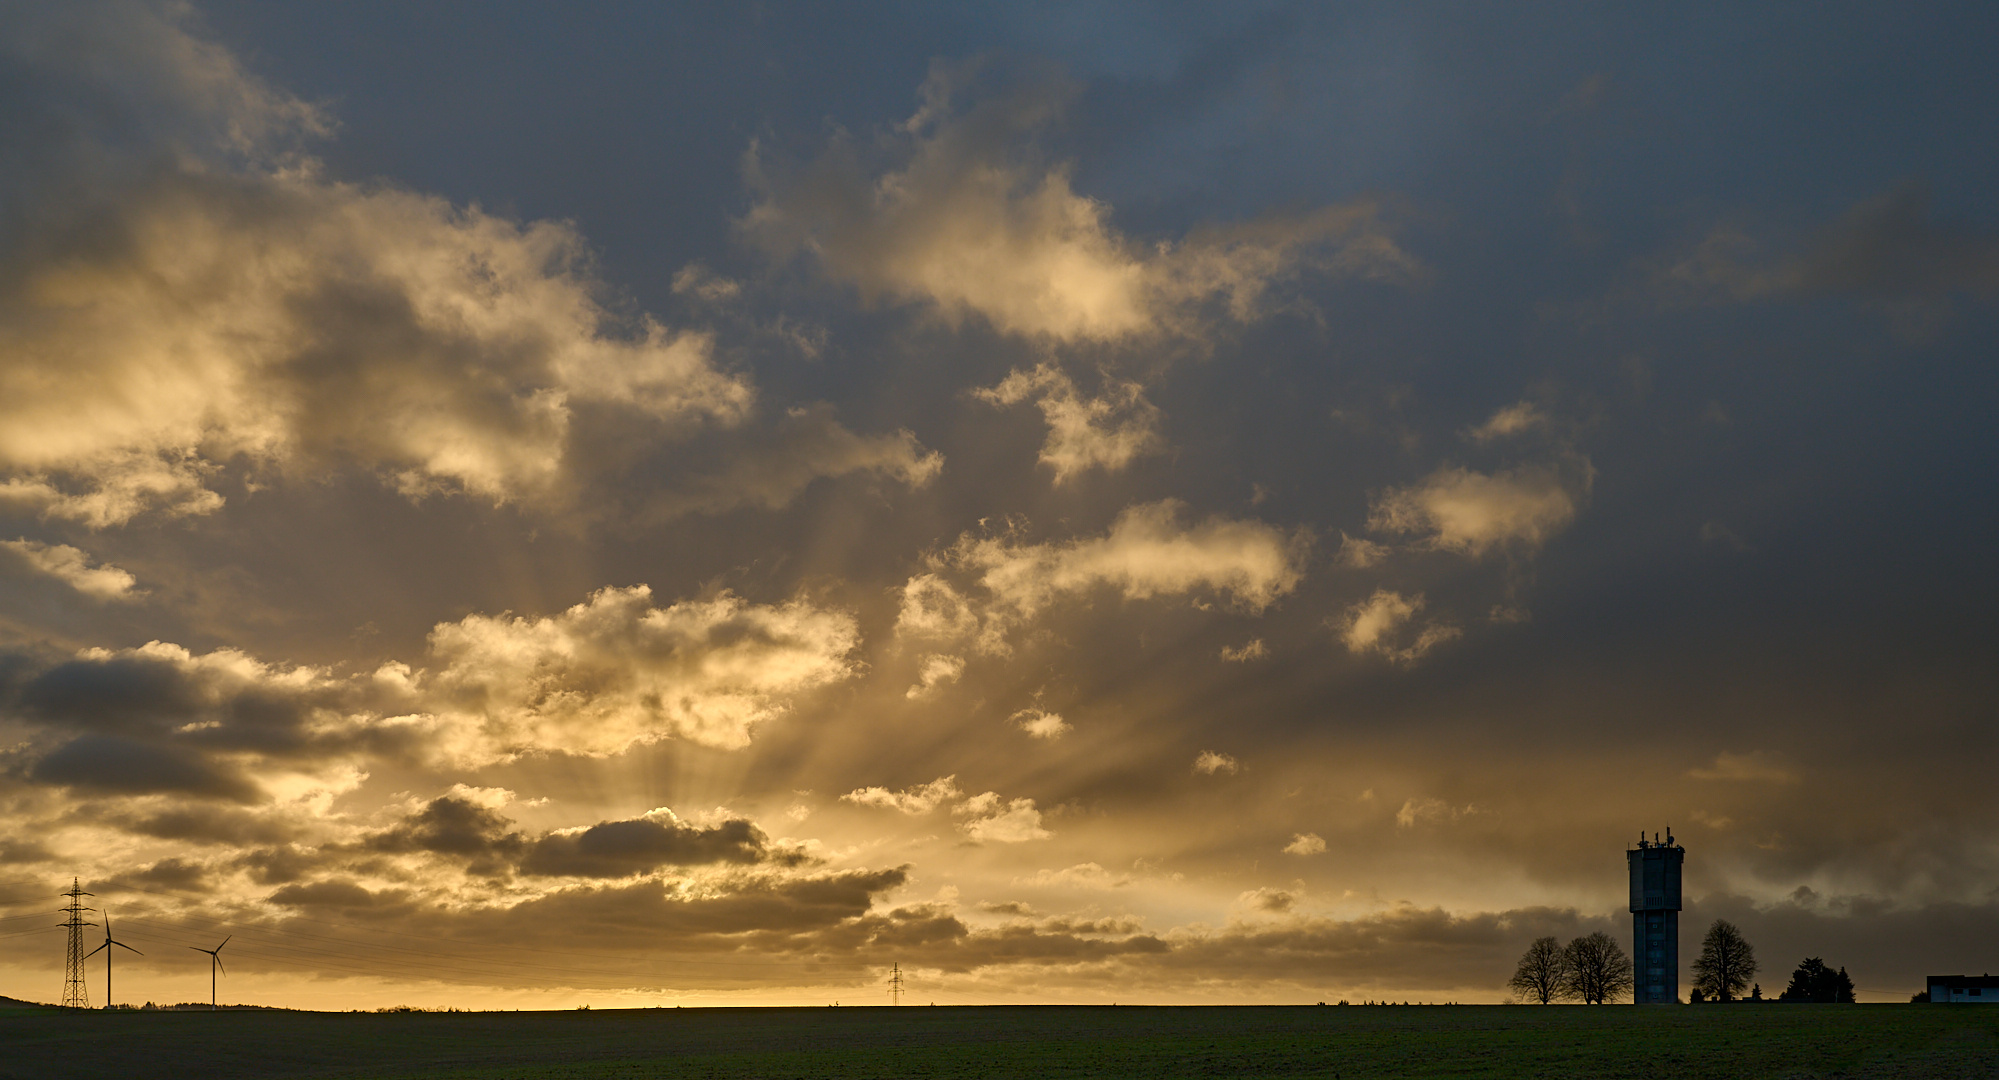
[86,910,141,1009]
[59,879,94,1009]
[190,936,230,1010]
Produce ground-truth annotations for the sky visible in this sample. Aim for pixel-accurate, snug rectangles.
[1,1,1995,1009]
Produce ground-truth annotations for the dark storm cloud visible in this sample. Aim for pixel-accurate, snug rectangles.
[821,906,1170,972]
[3,645,376,759]
[11,653,210,736]
[365,796,525,859]
[268,878,411,910]
[478,868,913,944]
[236,845,325,886]
[0,838,58,865]
[130,856,211,893]
[519,816,788,878]
[28,734,262,802]
[120,805,300,846]
[1788,184,1999,298]
[1668,183,1999,304]
[0,644,411,814]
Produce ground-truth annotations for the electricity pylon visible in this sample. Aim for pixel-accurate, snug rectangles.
[60,879,94,1009]
[888,962,904,1006]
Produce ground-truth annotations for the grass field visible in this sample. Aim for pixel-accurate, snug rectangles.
[2,1002,1995,1080]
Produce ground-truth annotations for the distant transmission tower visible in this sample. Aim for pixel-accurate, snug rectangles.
[887,962,904,1006]
[60,878,94,1009]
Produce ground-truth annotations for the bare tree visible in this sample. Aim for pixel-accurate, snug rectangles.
[1509,936,1569,1004]
[1691,919,1757,1003]
[1562,932,1634,1005]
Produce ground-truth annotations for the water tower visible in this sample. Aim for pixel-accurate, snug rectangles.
[1627,830,1684,1004]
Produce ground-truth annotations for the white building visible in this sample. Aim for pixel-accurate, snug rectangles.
[1927,975,1999,1002]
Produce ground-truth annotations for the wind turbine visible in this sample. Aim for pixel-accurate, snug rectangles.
[85,910,141,1009]
[189,936,229,1010]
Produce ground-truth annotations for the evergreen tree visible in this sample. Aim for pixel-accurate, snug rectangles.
[1778,957,1857,1003]
[1690,919,1757,1002]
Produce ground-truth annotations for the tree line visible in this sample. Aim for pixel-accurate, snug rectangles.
[1509,920,1857,1004]
[1507,932,1634,1004]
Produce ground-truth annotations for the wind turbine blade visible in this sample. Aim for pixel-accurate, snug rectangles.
[214,955,226,977]
[112,940,141,955]
[86,941,108,958]
[216,935,231,951]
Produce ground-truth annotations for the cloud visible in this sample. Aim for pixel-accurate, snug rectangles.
[975,363,1163,482]
[894,574,984,643]
[520,814,781,878]
[1012,863,1129,890]
[1238,886,1298,914]
[1283,833,1327,856]
[1464,402,1549,444]
[1671,184,1999,303]
[0,4,773,525]
[423,585,859,760]
[0,538,140,599]
[1193,751,1240,775]
[1335,590,1460,664]
[1011,707,1071,740]
[3,639,388,806]
[1785,184,1999,297]
[1368,462,1592,556]
[27,733,263,802]
[1,580,858,805]
[742,61,1418,343]
[904,653,965,699]
[1218,640,1267,663]
[1688,751,1800,784]
[955,791,1052,843]
[1395,797,1479,828]
[365,794,526,860]
[842,775,964,814]
[133,856,212,892]
[670,263,743,304]
[638,404,942,521]
[268,879,409,909]
[1335,533,1390,569]
[904,500,1307,652]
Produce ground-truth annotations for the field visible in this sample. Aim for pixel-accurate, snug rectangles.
[2,1001,1995,1080]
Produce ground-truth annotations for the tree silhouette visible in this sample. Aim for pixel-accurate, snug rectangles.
[1691,919,1757,1002]
[1778,957,1856,1003]
[1509,936,1568,1004]
[1561,932,1634,1005]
